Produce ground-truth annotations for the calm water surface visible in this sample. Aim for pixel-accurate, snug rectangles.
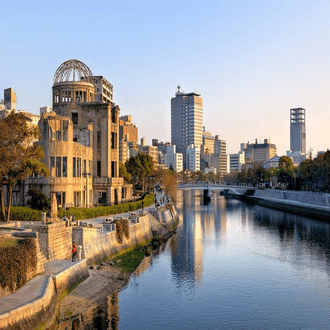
[94,189,330,329]
[117,190,330,329]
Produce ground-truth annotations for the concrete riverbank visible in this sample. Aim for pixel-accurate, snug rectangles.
[230,189,330,221]
[0,201,179,330]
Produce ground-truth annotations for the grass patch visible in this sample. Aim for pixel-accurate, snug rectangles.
[113,249,145,273]
[34,322,46,330]
[0,237,20,248]
[59,278,86,302]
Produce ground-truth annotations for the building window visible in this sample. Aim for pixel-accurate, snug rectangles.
[63,120,68,141]
[56,129,61,141]
[97,161,101,177]
[63,157,67,177]
[111,161,117,178]
[50,156,55,177]
[77,158,81,177]
[72,113,78,125]
[56,157,61,177]
[73,157,76,177]
[83,159,86,175]
[111,132,117,149]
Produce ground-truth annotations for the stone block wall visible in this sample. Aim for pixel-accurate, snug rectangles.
[52,260,89,296]
[23,222,72,262]
[254,190,330,208]
[72,214,153,264]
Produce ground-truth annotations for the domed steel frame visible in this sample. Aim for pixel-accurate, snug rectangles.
[53,59,93,84]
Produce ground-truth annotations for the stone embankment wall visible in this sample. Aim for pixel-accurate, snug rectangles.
[72,213,154,264]
[249,190,330,220]
[52,260,89,297]
[254,190,330,207]
[23,222,72,262]
[149,205,178,230]
[0,276,58,330]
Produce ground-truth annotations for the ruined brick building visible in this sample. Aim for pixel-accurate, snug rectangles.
[10,59,132,207]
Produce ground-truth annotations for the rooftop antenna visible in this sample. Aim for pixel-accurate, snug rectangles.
[176,85,183,96]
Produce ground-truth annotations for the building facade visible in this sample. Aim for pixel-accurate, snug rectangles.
[24,59,132,207]
[171,86,203,168]
[186,144,200,172]
[119,115,138,163]
[165,145,183,172]
[290,107,306,154]
[229,151,245,173]
[287,107,306,165]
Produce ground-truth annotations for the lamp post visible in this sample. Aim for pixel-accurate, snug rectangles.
[83,172,91,208]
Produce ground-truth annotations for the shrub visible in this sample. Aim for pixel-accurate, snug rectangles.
[26,188,50,211]
[9,207,42,221]
[0,239,37,293]
[115,218,130,244]
[7,194,154,221]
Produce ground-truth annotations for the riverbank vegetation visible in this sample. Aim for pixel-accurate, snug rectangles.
[223,150,330,192]
[113,249,145,273]
[8,193,154,221]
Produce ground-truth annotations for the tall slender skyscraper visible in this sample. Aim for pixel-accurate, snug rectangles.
[290,107,306,154]
[171,86,203,168]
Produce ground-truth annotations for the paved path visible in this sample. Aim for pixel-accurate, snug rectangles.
[0,260,78,315]
[0,275,48,315]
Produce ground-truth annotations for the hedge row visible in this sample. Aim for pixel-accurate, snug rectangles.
[7,194,154,221]
[9,207,42,221]
[0,239,38,292]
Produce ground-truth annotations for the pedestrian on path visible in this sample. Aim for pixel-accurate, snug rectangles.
[72,242,77,262]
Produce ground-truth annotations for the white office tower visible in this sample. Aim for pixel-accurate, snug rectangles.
[171,86,203,169]
[165,145,183,172]
[287,107,306,165]
[186,144,200,172]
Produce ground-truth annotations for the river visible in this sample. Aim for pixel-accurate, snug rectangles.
[91,189,330,329]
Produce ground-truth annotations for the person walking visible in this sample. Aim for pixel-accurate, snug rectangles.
[72,242,77,262]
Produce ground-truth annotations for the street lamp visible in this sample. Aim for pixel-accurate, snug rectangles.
[83,171,91,208]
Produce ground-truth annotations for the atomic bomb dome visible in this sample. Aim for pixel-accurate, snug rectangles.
[53,59,93,84]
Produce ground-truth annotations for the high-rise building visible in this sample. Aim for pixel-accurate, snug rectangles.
[290,107,306,154]
[211,135,227,177]
[171,86,203,168]
[4,88,17,111]
[119,115,138,163]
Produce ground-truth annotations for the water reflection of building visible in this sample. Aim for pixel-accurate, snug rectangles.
[171,189,205,286]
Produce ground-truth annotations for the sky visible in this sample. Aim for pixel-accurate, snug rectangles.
[1,0,330,156]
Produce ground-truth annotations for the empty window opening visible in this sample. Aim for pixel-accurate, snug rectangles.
[72,113,78,125]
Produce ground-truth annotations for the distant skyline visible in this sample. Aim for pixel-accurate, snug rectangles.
[1,0,330,156]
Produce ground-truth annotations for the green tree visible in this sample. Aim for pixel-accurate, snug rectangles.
[119,162,131,183]
[0,111,49,221]
[125,153,154,192]
[279,156,294,175]
[26,187,50,211]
